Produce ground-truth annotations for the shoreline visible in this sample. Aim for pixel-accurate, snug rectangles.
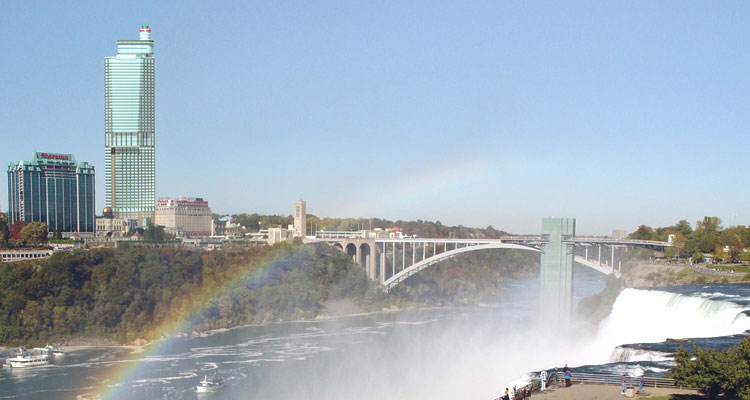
[0,302,415,354]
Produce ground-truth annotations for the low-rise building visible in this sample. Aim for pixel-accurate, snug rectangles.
[154,196,212,238]
[267,227,294,245]
[95,207,138,237]
[212,216,244,237]
[388,227,404,239]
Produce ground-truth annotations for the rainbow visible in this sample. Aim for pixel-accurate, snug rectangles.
[91,244,295,399]
[332,157,495,218]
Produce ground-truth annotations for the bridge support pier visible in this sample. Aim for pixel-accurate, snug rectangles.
[379,248,386,284]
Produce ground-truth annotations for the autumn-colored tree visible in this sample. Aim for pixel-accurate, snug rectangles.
[726,234,744,261]
[9,220,27,240]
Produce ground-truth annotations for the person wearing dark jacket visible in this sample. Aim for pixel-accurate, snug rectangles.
[501,388,510,400]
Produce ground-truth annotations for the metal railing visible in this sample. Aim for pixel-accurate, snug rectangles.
[492,372,700,400]
[566,372,698,390]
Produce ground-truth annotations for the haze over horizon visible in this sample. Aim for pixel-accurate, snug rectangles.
[2,2,748,235]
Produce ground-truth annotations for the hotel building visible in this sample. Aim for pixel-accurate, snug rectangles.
[154,196,212,237]
[7,152,95,237]
[105,25,155,226]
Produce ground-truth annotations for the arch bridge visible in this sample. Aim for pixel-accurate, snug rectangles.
[307,220,670,296]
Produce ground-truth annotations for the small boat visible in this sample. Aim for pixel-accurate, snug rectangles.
[196,373,225,392]
[44,344,66,357]
[8,349,49,368]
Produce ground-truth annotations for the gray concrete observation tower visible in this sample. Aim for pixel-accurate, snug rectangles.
[539,217,576,325]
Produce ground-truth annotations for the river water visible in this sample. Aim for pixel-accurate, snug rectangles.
[1,266,749,399]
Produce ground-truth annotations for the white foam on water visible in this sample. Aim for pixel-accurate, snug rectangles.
[131,371,197,386]
[199,362,219,370]
[609,347,672,363]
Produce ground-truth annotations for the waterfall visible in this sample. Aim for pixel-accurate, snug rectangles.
[590,288,750,362]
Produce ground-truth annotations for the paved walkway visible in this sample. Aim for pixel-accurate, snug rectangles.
[528,383,701,399]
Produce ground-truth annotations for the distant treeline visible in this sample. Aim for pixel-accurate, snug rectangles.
[629,217,750,261]
[219,213,508,239]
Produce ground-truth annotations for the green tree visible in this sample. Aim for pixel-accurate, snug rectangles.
[670,232,687,258]
[629,225,654,240]
[670,337,750,400]
[670,343,725,399]
[725,337,750,399]
[20,222,48,245]
[143,223,173,242]
[696,216,722,253]
[673,219,693,237]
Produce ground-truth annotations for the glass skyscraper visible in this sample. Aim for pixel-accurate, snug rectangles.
[7,152,95,237]
[105,25,155,226]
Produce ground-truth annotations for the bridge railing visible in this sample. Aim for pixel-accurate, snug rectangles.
[569,238,671,247]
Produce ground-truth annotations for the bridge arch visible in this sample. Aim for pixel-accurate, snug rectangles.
[345,243,357,263]
[382,243,541,292]
[359,243,371,272]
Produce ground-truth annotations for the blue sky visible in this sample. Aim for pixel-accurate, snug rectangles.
[2,1,748,235]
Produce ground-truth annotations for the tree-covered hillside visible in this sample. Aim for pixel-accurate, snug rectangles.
[0,243,387,344]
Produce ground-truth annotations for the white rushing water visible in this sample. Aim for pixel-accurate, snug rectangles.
[588,288,750,364]
[495,287,750,395]
[608,347,672,363]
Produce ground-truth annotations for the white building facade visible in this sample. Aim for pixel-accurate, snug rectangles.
[154,197,212,237]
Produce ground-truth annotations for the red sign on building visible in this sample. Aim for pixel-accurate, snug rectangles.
[40,153,69,160]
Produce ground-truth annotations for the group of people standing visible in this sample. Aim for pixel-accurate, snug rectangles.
[499,363,647,399]
[499,384,533,400]
[537,364,571,390]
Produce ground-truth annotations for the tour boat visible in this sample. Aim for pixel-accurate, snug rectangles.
[196,374,225,392]
[7,349,49,368]
[44,344,66,357]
